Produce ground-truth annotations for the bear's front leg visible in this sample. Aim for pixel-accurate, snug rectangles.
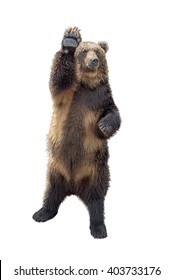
[49,27,81,96]
[97,111,121,139]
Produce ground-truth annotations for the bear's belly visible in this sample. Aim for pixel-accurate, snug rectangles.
[51,145,99,184]
[49,105,105,183]
[57,132,100,181]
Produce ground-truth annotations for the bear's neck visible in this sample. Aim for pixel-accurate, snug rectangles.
[77,69,108,89]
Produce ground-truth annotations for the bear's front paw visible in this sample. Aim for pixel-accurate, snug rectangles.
[97,112,121,139]
[62,27,81,52]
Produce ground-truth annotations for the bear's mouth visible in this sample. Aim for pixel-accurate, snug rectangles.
[85,64,99,72]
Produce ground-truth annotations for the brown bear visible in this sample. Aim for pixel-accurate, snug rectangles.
[33,27,121,238]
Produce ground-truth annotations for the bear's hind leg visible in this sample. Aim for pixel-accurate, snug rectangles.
[87,195,107,239]
[78,182,107,239]
[33,170,67,222]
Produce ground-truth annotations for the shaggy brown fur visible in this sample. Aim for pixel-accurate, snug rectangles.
[33,27,121,238]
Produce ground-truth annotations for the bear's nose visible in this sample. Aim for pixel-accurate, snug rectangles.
[91,58,99,66]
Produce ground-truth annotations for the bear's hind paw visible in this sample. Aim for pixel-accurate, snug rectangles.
[32,207,57,222]
[90,223,107,239]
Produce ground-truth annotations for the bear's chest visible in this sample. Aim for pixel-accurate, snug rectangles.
[73,86,109,110]
[63,86,106,133]
[49,85,109,150]
[61,88,101,143]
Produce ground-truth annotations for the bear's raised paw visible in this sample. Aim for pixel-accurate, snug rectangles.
[62,27,81,52]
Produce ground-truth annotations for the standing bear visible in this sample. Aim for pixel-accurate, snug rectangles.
[33,27,121,238]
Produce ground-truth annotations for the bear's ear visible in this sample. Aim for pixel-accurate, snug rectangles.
[98,41,109,53]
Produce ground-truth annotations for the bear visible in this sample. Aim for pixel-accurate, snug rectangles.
[33,27,121,238]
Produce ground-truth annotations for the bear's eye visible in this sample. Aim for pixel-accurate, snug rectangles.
[81,48,87,54]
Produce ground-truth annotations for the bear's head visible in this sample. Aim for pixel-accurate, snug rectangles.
[75,41,109,89]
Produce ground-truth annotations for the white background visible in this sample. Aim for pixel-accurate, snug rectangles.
[0,0,174,279]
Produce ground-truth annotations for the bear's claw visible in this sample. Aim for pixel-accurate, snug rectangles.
[98,123,109,137]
